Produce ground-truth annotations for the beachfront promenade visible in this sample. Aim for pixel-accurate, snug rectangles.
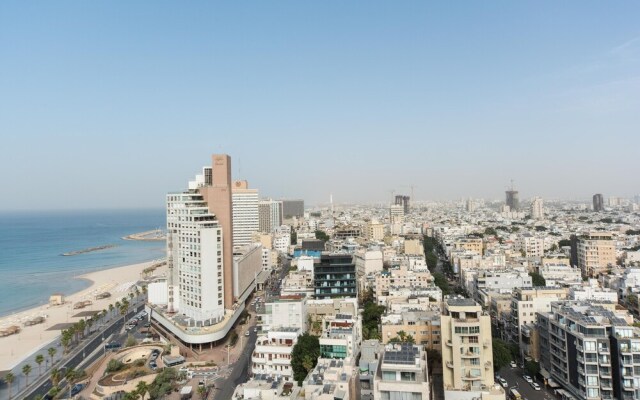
[0,260,166,398]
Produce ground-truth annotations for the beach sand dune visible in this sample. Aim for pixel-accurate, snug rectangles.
[0,260,166,371]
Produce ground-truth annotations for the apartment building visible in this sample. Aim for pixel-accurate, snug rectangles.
[314,253,357,299]
[365,221,385,241]
[373,343,430,400]
[251,328,300,381]
[440,298,500,399]
[508,287,569,360]
[381,309,442,350]
[259,294,307,332]
[301,359,357,400]
[577,232,616,277]
[517,233,545,258]
[538,301,640,400]
[259,199,283,233]
[319,313,361,365]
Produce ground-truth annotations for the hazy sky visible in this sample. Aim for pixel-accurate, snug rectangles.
[1,2,639,210]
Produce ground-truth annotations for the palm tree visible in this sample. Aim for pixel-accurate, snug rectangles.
[129,292,135,301]
[22,364,32,387]
[47,347,57,367]
[50,367,61,388]
[136,381,149,400]
[61,329,72,353]
[65,367,76,399]
[4,372,15,399]
[142,285,148,296]
[35,354,45,376]
[197,385,207,399]
[109,303,115,318]
[77,319,86,339]
[123,392,139,400]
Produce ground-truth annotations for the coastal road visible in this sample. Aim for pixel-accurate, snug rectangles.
[18,303,145,400]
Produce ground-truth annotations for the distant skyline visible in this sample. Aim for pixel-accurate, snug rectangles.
[1,2,639,210]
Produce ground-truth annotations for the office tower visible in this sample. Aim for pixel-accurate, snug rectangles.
[199,154,234,308]
[373,343,430,400]
[314,253,357,299]
[258,199,283,233]
[395,195,410,214]
[531,197,544,220]
[441,298,497,396]
[538,301,640,400]
[577,232,616,277]
[231,180,259,247]
[593,193,604,212]
[505,190,519,211]
[281,199,304,218]
[390,204,404,224]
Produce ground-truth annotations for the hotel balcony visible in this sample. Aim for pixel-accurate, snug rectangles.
[462,373,482,381]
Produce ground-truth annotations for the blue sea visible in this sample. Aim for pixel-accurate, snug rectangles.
[0,209,166,317]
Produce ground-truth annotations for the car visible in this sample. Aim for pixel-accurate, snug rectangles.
[245,330,250,336]
[144,322,151,328]
[510,361,517,368]
[254,327,258,333]
[498,378,508,388]
[105,342,121,350]
[531,382,541,391]
[523,375,533,383]
[70,383,84,396]
[151,349,160,355]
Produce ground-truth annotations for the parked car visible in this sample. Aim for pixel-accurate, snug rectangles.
[531,382,541,391]
[498,378,508,388]
[510,361,517,368]
[523,375,533,383]
[70,383,84,396]
[245,330,250,336]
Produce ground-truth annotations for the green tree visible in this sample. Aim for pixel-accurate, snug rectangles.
[125,334,137,347]
[22,364,32,387]
[529,272,546,287]
[136,381,149,400]
[433,272,451,295]
[290,230,297,245]
[65,367,77,399]
[362,302,385,340]
[4,372,15,399]
[47,347,57,367]
[50,367,61,388]
[558,239,571,248]
[291,333,320,385]
[35,354,44,376]
[525,360,540,377]
[484,227,497,236]
[197,385,207,399]
[492,339,512,372]
[314,230,330,242]
[388,331,416,344]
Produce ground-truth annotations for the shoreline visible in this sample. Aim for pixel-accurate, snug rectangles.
[0,258,167,371]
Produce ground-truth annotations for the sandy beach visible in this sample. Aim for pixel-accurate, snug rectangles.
[0,260,167,371]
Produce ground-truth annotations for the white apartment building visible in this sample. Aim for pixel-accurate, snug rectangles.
[273,233,290,254]
[166,191,225,323]
[390,204,404,224]
[517,234,545,258]
[531,197,544,220]
[302,359,356,400]
[577,232,616,277]
[373,343,430,400]
[251,328,300,381]
[539,263,582,287]
[569,282,618,302]
[231,180,259,247]
[319,313,362,365]
[259,294,307,332]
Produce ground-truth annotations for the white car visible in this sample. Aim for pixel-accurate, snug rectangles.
[531,382,541,391]
[245,331,250,336]
[523,375,533,383]
[498,378,508,388]
[510,361,517,368]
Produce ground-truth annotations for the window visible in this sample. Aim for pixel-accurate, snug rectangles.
[382,371,396,381]
[401,372,416,382]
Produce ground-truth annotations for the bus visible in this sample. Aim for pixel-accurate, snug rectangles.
[509,388,522,400]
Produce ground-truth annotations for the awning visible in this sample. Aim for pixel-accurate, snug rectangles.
[540,368,551,379]
[547,378,561,388]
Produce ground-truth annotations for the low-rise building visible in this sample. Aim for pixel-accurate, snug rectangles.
[251,328,300,381]
[373,343,430,400]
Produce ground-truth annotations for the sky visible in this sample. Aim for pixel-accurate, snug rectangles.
[1,1,639,210]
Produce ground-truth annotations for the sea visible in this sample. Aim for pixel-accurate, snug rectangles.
[0,209,166,317]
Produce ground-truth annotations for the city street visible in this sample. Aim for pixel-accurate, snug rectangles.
[498,366,556,400]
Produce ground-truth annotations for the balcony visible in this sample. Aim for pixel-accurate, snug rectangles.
[483,340,490,348]
[446,339,453,347]
[461,352,480,359]
[462,373,482,381]
[484,361,492,369]
[446,361,454,369]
